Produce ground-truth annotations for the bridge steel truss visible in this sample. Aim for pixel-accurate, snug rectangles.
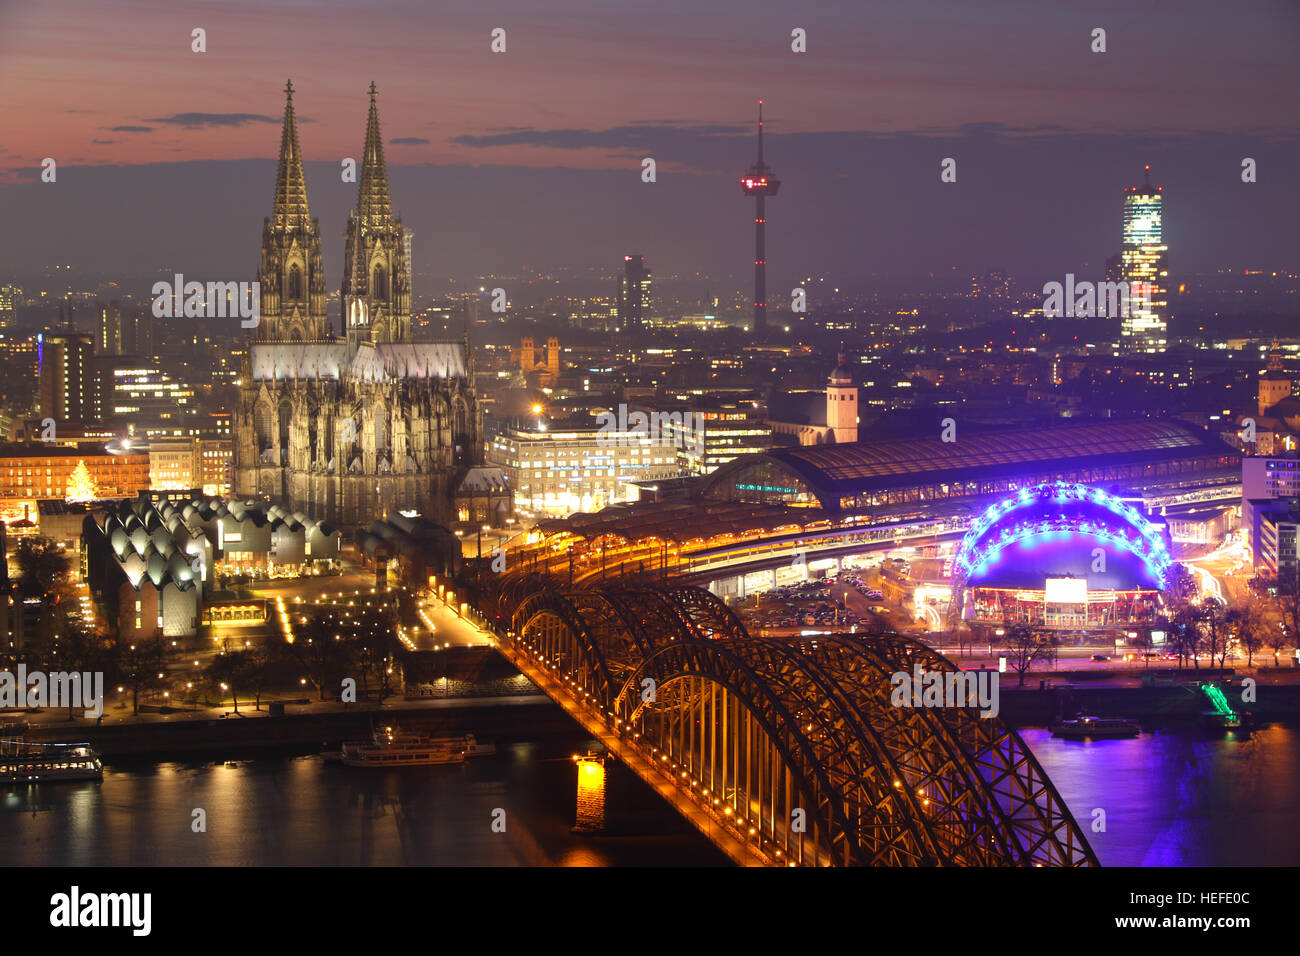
[503,582,1098,867]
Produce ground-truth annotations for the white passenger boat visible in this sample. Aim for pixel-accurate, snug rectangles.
[0,738,104,783]
[464,733,496,757]
[339,725,466,767]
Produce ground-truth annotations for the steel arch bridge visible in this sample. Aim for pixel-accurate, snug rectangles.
[495,581,1097,867]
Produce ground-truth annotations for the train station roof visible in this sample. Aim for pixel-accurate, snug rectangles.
[704,419,1238,511]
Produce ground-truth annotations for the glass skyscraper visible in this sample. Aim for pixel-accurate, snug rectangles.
[1119,165,1168,353]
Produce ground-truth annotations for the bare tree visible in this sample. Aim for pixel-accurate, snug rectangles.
[1227,598,1266,668]
[34,620,111,720]
[1131,628,1153,668]
[1000,624,1056,687]
[1169,603,1201,669]
[1165,562,1200,610]
[289,610,358,701]
[243,643,272,710]
[953,620,976,659]
[113,639,170,716]
[205,641,252,713]
[1198,599,1230,668]
[1266,619,1290,666]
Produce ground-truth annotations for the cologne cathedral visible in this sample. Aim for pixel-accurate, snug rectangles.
[234,81,481,527]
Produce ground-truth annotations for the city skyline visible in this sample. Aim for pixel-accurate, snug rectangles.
[2,0,1297,288]
[1,0,1299,892]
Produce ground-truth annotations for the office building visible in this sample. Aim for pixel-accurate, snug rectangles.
[95,300,122,355]
[149,437,199,490]
[618,255,651,329]
[1258,503,1299,578]
[0,284,20,329]
[198,438,233,497]
[1243,455,1300,572]
[1118,165,1169,353]
[489,417,681,517]
[38,331,93,423]
[0,441,150,511]
[655,402,773,476]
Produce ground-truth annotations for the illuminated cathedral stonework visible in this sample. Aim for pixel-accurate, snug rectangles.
[234,81,481,527]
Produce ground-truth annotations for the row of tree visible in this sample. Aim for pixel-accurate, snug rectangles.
[189,604,403,713]
[11,604,403,717]
[8,628,170,719]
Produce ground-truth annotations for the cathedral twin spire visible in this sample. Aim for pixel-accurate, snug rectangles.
[357,82,394,226]
[271,79,311,231]
[261,80,408,344]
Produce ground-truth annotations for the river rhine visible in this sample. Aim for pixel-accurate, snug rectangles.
[3,725,1297,866]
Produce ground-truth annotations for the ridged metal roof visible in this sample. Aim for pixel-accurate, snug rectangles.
[709,419,1237,504]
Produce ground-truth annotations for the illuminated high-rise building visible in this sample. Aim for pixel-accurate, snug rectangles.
[617,255,651,329]
[740,101,779,336]
[0,284,20,329]
[95,299,122,355]
[1119,165,1168,353]
[38,330,93,423]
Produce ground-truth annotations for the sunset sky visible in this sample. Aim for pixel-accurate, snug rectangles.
[2,0,1297,290]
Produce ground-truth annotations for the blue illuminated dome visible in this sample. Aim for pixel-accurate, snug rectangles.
[955,482,1172,591]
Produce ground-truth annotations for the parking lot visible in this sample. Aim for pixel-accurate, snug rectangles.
[734,570,904,635]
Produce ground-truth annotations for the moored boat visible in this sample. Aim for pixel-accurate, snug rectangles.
[1049,716,1141,740]
[0,738,103,783]
[1199,709,1254,733]
[339,725,466,767]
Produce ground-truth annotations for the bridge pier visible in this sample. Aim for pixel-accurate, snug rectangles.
[572,752,607,833]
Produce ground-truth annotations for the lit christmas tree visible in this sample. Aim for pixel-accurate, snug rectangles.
[66,460,97,502]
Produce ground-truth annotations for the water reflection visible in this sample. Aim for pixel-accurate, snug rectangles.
[11,727,1288,866]
[1023,723,1300,866]
[0,737,728,867]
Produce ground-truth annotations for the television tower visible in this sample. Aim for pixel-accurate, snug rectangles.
[740,100,780,336]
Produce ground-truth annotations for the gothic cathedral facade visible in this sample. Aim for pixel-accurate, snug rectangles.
[234,82,481,527]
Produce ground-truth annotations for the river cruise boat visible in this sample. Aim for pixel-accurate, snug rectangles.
[338,725,467,767]
[1049,716,1141,740]
[0,739,103,783]
[464,734,496,757]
